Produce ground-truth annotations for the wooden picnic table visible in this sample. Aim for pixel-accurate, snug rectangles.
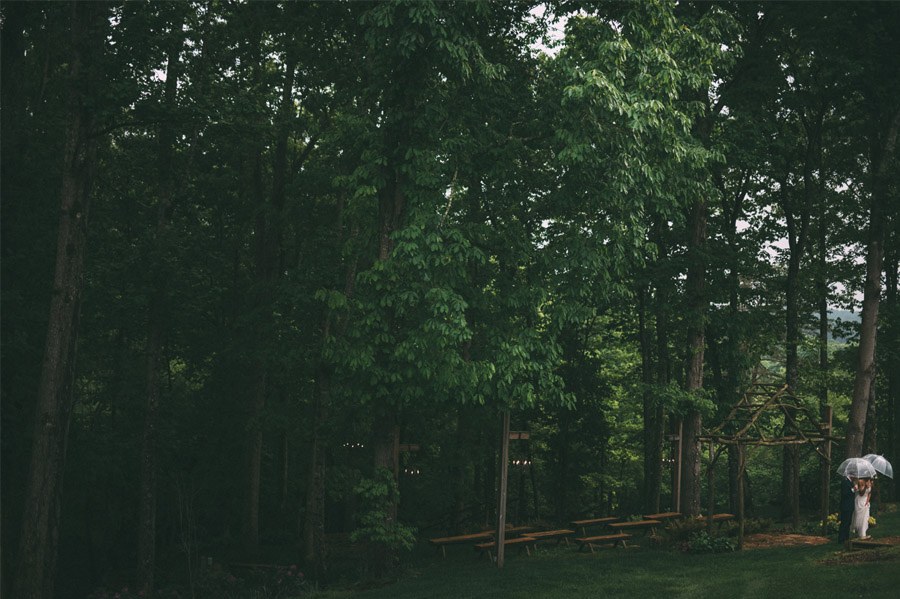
[643,511,682,521]
[574,533,631,553]
[429,526,534,558]
[607,519,663,536]
[474,536,537,561]
[526,529,575,546]
[429,532,493,558]
[502,525,535,537]
[570,516,620,535]
[708,513,735,522]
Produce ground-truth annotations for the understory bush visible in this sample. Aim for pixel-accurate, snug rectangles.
[683,530,737,554]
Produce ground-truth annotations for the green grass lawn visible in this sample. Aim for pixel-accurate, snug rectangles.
[347,507,900,599]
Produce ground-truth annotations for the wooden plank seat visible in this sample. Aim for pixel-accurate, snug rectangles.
[429,532,493,558]
[575,533,632,553]
[570,516,620,535]
[607,519,662,536]
[503,525,535,537]
[474,536,537,561]
[643,512,682,521]
[709,513,735,522]
[527,529,575,545]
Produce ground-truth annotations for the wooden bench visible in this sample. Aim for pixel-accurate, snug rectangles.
[607,520,662,537]
[474,536,537,561]
[643,511,682,522]
[429,532,493,558]
[503,525,535,537]
[708,513,735,522]
[526,529,575,546]
[575,533,631,553]
[570,517,620,535]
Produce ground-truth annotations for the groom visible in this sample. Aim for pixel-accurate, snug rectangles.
[837,476,855,546]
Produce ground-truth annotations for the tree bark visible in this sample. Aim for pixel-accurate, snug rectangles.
[886,250,899,500]
[639,287,662,513]
[13,4,104,597]
[680,196,707,517]
[303,368,328,579]
[846,106,900,457]
[244,47,297,555]
[137,25,183,593]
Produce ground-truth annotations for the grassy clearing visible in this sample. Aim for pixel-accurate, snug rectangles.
[348,507,900,599]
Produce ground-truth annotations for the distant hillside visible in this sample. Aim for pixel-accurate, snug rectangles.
[829,309,860,343]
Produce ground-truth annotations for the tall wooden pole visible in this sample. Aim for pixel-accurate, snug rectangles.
[707,441,715,533]
[737,444,745,550]
[674,419,683,513]
[496,411,511,568]
[819,406,833,527]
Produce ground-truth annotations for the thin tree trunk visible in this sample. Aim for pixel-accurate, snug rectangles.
[244,48,297,555]
[818,218,831,522]
[653,219,671,513]
[681,195,707,517]
[13,4,104,597]
[451,407,468,533]
[639,287,662,513]
[303,368,328,579]
[137,26,183,593]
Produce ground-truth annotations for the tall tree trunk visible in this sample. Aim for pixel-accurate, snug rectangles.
[886,250,900,500]
[781,109,820,528]
[639,287,662,513]
[818,218,831,522]
[451,406,469,533]
[847,106,900,457]
[13,4,104,597]
[653,219,671,512]
[681,196,707,517]
[863,380,878,455]
[244,49,297,555]
[303,368,328,579]
[137,27,183,593]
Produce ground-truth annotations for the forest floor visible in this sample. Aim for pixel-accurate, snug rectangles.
[742,532,830,549]
[347,505,900,599]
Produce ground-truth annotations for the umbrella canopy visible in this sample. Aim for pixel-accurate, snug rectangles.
[837,457,876,479]
[862,454,894,479]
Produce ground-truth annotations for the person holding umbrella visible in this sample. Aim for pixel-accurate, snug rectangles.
[838,475,856,545]
[851,477,872,539]
[836,457,876,545]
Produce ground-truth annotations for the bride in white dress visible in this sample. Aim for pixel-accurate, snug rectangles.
[851,478,872,539]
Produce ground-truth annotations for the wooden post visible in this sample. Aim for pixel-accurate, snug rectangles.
[819,406,833,529]
[737,443,745,550]
[674,419,683,513]
[707,441,714,534]
[496,410,511,568]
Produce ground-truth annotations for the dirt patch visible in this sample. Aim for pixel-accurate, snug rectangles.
[817,536,900,565]
[742,533,830,549]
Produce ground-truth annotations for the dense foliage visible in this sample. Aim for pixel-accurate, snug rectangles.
[2,1,898,597]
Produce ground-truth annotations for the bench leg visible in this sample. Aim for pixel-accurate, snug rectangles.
[441,546,447,559]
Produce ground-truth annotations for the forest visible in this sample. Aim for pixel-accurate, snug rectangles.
[2,1,899,598]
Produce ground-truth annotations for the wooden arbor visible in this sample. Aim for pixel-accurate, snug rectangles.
[698,383,840,549]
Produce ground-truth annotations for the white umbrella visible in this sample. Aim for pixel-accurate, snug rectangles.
[837,457,876,479]
[862,454,894,479]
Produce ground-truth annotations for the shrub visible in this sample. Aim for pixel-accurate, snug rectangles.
[351,468,417,555]
[684,530,736,554]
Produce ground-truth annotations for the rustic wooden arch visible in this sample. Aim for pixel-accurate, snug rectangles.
[698,382,842,549]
